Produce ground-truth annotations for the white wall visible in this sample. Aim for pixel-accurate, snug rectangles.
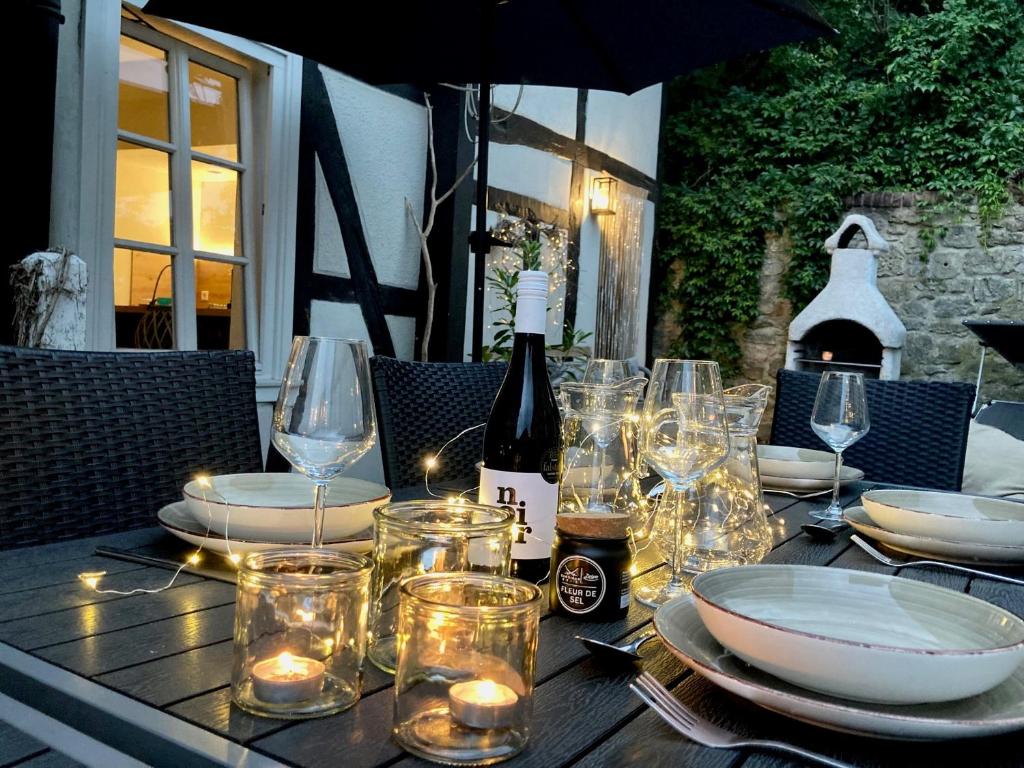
[586,85,663,178]
[316,68,427,290]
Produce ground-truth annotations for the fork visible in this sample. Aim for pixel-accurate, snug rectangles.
[630,672,854,768]
[850,536,1024,586]
[763,487,833,499]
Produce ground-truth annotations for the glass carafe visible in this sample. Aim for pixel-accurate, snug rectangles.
[559,377,650,534]
[650,383,773,571]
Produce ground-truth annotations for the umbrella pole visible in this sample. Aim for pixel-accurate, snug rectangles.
[470,78,491,362]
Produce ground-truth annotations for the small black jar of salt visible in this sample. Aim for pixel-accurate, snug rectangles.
[549,513,632,621]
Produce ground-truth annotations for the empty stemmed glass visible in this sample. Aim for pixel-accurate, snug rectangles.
[810,371,870,521]
[272,337,377,547]
[636,360,730,607]
[583,358,631,384]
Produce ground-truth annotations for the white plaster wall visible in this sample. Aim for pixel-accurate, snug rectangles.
[493,85,578,138]
[485,143,572,208]
[586,85,662,178]
[318,68,427,290]
[313,156,350,278]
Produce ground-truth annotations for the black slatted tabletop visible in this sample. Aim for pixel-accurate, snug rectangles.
[0,483,1021,768]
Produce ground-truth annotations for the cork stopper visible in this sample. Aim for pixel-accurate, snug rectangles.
[556,512,630,539]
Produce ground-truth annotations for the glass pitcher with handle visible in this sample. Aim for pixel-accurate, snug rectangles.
[559,377,650,534]
[650,383,773,571]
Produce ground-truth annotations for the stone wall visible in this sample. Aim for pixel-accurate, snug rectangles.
[865,194,1023,403]
[652,191,1024,430]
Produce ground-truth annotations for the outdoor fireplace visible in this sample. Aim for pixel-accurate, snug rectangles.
[785,215,906,380]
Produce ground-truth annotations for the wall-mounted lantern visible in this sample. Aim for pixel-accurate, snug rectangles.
[590,176,617,215]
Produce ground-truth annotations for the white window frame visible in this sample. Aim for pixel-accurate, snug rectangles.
[75,0,301,401]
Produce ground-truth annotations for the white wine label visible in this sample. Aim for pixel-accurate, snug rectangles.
[479,467,558,560]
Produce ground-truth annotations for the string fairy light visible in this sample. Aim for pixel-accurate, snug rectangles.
[422,422,487,498]
[78,472,225,595]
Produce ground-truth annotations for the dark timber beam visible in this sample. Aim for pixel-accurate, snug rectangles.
[563,89,589,333]
[487,186,570,231]
[291,103,317,337]
[311,275,419,314]
[422,85,475,362]
[490,107,658,202]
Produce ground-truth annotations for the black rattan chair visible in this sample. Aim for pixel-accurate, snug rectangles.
[370,357,508,488]
[769,368,975,490]
[0,347,263,549]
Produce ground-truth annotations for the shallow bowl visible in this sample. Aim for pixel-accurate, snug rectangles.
[757,445,839,480]
[691,564,1024,705]
[183,473,390,541]
[861,490,1024,547]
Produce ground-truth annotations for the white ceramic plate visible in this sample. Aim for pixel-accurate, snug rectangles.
[182,473,390,542]
[655,596,1024,740]
[861,490,1024,548]
[158,501,372,559]
[844,507,1024,565]
[757,445,839,480]
[690,565,1024,705]
[761,466,864,492]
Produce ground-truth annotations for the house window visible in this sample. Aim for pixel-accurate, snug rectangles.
[114,22,254,351]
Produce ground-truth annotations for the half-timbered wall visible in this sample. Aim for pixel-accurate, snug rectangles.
[468,84,662,362]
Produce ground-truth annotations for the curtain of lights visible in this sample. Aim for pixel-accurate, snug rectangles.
[594,181,645,359]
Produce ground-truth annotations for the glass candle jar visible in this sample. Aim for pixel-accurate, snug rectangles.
[231,549,373,719]
[393,573,543,765]
[369,499,514,674]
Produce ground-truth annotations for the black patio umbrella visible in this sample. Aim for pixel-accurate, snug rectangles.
[146,0,834,360]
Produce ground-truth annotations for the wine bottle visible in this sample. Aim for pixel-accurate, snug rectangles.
[479,270,562,583]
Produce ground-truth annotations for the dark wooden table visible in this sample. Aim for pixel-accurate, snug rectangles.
[1,483,1022,768]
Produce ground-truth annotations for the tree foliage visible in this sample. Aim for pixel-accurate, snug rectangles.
[657,0,1024,375]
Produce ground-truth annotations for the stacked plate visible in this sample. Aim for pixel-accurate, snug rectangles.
[757,445,864,492]
[158,473,391,559]
[844,489,1024,565]
[655,565,1024,739]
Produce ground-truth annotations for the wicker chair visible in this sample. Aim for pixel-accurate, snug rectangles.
[370,357,508,488]
[769,368,975,490]
[0,347,263,549]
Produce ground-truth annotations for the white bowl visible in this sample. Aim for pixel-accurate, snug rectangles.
[655,595,1024,740]
[757,445,838,480]
[159,502,372,559]
[183,473,390,542]
[691,565,1024,705]
[844,506,1024,565]
[861,489,1024,547]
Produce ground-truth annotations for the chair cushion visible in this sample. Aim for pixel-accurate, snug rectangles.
[962,420,1024,500]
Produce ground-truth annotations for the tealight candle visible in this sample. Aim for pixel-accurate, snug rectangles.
[252,652,325,704]
[449,679,519,729]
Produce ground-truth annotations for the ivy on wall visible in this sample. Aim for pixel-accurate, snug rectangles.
[657,0,1024,375]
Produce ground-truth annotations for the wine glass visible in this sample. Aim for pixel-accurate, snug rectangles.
[636,360,730,607]
[272,337,377,547]
[583,358,631,384]
[810,371,870,521]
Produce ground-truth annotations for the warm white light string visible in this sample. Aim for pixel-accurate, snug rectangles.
[422,422,554,560]
[423,422,487,499]
[78,475,241,594]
